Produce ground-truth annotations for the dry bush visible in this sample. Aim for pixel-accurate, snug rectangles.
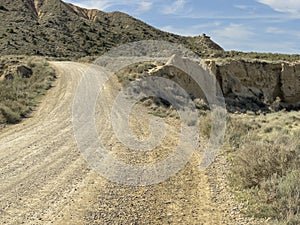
[0,56,56,124]
[228,121,300,223]
[231,132,299,188]
[225,116,256,148]
[199,112,211,139]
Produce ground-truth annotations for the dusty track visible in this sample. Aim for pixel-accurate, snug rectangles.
[0,62,257,225]
[0,62,93,224]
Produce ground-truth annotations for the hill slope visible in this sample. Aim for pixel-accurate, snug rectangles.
[0,0,223,58]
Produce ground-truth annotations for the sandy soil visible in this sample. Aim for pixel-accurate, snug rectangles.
[0,62,263,225]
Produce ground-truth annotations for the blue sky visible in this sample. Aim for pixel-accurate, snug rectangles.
[66,0,300,54]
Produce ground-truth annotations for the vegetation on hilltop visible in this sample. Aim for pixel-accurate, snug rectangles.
[1,0,299,62]
[0,0,223,59]
[216,50,300,62]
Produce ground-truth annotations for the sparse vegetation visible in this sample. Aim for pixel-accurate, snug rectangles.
[225,112,300,224]
[0,56,56,125]
[214,50,300,62]
[0,0,223,59]
[2,0,299,63]
[114,62,300,223]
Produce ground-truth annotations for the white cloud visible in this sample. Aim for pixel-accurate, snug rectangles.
[135,2,153,14]
[162,22,221,36]
[69,0,114,10]
[213,24,254,40]
[211,24,255,50]
[256,0,300,16]
[234,4,252,10]
[174,12,281,20]
[266,27,285,34]
[244,41,299,54]
[210,23,299,53]
[266,27,300,37]
[162,0,187,14]
[162,25,197,36]
[66,0,154,12]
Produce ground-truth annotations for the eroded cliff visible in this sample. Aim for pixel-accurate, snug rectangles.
[206,59,300,110]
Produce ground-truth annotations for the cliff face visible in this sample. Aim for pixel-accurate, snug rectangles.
[146,58,300,112]
[115,58,300,112]
[281,63,300,104]
[207,59,300,110]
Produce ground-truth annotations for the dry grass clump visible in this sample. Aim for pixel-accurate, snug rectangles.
[231,132,298,188]
[0,56,56,124]
[226,112,300,224]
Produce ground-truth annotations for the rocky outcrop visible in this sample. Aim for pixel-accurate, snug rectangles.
[148,57,300,112]
[117,57,300,112]
[206,59,300,110]
[67,2,102,21]
[0,5,8,11]
[281,63,300,104]
[15,65,33,78]
[33,0,46,16]
[190,34,224,52]
[1,65,33,80]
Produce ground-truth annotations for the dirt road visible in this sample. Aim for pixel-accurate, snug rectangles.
[0,62,256,224]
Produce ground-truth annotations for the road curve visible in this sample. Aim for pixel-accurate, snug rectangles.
[0,62,94,224]
[0,62,246,225]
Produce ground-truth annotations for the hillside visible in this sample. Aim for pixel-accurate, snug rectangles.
[0,0,223,58]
